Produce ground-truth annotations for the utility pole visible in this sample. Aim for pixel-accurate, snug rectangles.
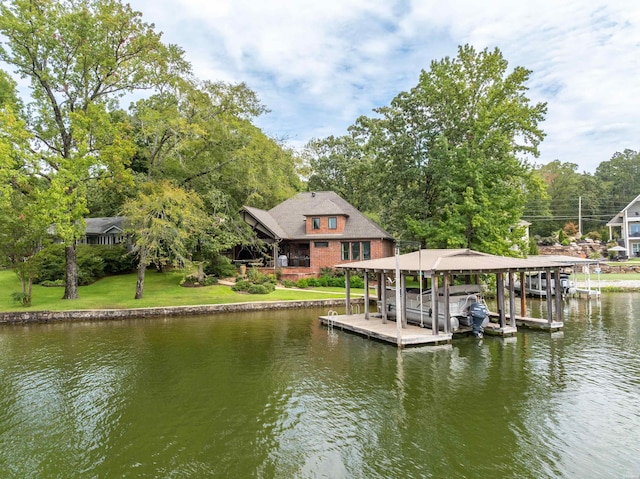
[578,196,582,237]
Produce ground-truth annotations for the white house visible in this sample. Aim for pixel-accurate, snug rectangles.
[606,194,640,257]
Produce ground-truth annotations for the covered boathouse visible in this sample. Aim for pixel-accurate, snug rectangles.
[319,248,570,347]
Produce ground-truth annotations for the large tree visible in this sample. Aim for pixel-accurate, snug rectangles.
[0,0,189,299]
[122,180,212,300]
[313,45,547,254]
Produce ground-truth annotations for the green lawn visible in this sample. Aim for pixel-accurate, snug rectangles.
[0,270,352,312]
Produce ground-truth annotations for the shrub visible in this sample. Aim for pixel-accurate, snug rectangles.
[179,274,218,288]
[40,279,65,287]
[282,280,296,288]
[349,275,364,288]
[205,255,237,278]
[306,278,320,287]
[248,284,274,294]
[93,245,135,275]
[32,244,134,285]
[231,280,252,292]
[296,279,308,288]
[201,276,218,286]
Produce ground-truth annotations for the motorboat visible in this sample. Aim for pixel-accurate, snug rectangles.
[380,284,489,337]
[513,272,576,297]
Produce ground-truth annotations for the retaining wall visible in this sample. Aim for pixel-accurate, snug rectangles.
[0,298,364,325]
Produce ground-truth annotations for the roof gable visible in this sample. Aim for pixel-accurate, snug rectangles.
[267,191,392,240]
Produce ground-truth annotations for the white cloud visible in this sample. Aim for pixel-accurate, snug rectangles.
[128,0,640,172]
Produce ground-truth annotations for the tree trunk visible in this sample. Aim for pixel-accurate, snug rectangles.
[63,244,79,299]
[135,255,147,300]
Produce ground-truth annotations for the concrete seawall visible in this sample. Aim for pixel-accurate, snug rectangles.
[0,298,364,325]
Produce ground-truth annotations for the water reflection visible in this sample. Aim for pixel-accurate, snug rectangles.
[0,297,639,478]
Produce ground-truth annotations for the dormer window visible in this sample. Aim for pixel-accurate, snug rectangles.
[328,217,337,229]
[312,217,321,230]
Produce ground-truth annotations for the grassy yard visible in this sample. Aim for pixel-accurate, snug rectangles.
[0,269,353,312]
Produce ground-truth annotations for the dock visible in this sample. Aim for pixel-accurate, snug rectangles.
[319,313,452,347]
[319,311,560,347]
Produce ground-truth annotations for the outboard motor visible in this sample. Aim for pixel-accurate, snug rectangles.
[468,301,489,338]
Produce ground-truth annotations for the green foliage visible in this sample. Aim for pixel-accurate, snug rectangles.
[40,280,65,287]
[282,280,296,288]
[11,291,30,306]
[586,230,602,241]
[247,283,275,294]
[180,273,218,287]
[32,244,133,286]
[296,279,308,288]
[528,237,539,256]
[231,280,251,292]
[204,255,238,278]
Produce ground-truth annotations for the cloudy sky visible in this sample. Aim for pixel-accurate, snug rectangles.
[128,0,639,173]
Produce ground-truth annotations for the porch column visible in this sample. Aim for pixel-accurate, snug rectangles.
[364,270,370,320]
[509,272,516,328]
[377,272,382,301]
[431,274,439,335]
[381,272,388,323]
[345,269,351,315]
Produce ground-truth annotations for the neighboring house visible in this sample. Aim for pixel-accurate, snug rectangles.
[79,217,126,246]
[606,194,640,257]
[239,191,395,278]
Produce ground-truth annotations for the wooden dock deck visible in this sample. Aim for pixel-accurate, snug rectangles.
[488,313,563,332]
[319,311,561,347]
[319,314,452,347]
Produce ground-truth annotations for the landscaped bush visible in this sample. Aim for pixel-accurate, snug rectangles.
[205,255,237,278]
[248,283,275,294]
[33,244,134,285]
[93,245,135,275]
[296,279,308,288]
[282,279,296,288]
[231,280,252,292]
[180,272,218,288]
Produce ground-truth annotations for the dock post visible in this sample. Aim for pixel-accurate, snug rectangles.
[545,268,553,323]
[554,268,563,326]
[364,269,370,320]
[431,274,439,335]
[443,274,450,334]
[497,272,505,328]
[345,269,351,315]
[509,272,516,328]
[381,272,387,323]
[520,271,527,317]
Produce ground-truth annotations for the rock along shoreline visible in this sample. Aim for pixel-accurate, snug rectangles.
[0,298,363,325]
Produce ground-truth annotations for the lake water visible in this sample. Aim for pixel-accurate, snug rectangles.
[1,294,639,478]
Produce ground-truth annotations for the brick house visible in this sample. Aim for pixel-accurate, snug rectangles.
[239,191,395,279]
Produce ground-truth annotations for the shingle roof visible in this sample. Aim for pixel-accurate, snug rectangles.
[242,206,289,240]
[262,191,392,240]
[85,217,124,235]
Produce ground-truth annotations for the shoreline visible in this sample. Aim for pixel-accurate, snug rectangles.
[0,297,364,325]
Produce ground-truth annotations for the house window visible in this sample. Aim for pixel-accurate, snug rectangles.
[314,241,329,248]
[351,242,360,261]
[630,223,640,237]
[312,217,321,230]
[328,217,337,229]
[341,242,350,260]
[362,241,371,260]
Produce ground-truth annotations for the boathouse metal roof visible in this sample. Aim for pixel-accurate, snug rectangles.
[336,248,573,274]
